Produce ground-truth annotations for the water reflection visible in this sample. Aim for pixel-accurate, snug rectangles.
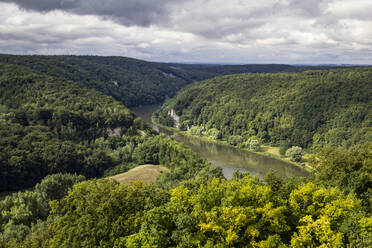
[131,105,309,179]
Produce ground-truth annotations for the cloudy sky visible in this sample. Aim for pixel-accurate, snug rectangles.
[0,0,371,64]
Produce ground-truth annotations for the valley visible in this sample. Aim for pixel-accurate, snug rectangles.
[131,105,309,179]
[1,0,372,246]
[0,56,370,247]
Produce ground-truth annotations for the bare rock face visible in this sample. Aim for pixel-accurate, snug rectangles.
[89,127,125,137]
[106,127,123,137]
[162,72,176,78]
[168,109,180,128]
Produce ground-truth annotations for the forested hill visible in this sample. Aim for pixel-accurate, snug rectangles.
[0,54,194,107]
[0,61,224,244]
[0,62,217,192]
[156,67,372,150]
[0,61,139,191]
[162,63,344,76]
[0,54,347,107]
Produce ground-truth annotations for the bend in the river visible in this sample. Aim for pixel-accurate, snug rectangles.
[131,105,309,179]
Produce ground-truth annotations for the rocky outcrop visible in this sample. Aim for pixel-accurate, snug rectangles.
[168,109,180,128]
[106,127,123,137]
[88,127,124,137]
[162,72,176,78]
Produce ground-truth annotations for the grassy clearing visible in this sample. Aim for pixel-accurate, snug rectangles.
[261,146,281,156]
[110,164,170,185]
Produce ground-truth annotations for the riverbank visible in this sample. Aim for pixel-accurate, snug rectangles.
[153,119,314,173]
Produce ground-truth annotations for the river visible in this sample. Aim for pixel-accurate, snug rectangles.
[131,105,309,179]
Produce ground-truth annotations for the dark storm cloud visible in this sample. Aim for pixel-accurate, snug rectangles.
[0,0,177,26]
[0,0,79,12]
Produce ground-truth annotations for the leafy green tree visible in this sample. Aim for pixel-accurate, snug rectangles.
[313,144,372,211]
[289,183,357,247]
[46,180,169,248]
[0,174,85,243]
[286,146,303,162]
[249,138,260,151]
[206,128,221,140]
[189,126,204,136]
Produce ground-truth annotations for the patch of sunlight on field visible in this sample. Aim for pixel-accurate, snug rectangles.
[110,164,170,184]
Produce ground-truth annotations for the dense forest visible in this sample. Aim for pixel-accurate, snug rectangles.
[0,62,220,191]
[3,146,372,247]
[0,54,345,107]
[0,60,224,245]
[162,63,345,76]
[0,54,194,107]
[0,57,371,247]
[156,68,372,151]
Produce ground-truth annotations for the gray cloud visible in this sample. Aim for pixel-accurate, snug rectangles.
[0,0,328,32]
[0,0,80,13]
[287,0,327,16]
[0,0,177,26]
[0,0,371,64]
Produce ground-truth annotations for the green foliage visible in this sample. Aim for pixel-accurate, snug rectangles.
[189,126,204,136]
[0,55,194,107]
[0,174,85,243]
[279,141,291,155]
[0,63,143,191]
[0,55,325,109]
[249,138,261,151]
[313,144,372,211]
[131,135,223,188]
[206,128,222,140]
[34,174,86,201]
[285,146,304,162]
[228,135,243,146]
[289,182,358,248]
[48,180,170,248]
[13,173,367,247]
[0,60,222,246]
[2,55,371,247]
[0,62,219,194]
[157,68,372,150]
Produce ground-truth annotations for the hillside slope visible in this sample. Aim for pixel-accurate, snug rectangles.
[156,68,372,150]
[0,54,195,107]
[0,62,141,191]
[0,54,347,107]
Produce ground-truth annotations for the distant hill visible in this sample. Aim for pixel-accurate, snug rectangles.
[0,54,195,107]
[156,67,372,150]
[0,54,348,107]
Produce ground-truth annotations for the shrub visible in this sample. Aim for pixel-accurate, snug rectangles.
[189,126,204,136]
[206,128,221,140]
